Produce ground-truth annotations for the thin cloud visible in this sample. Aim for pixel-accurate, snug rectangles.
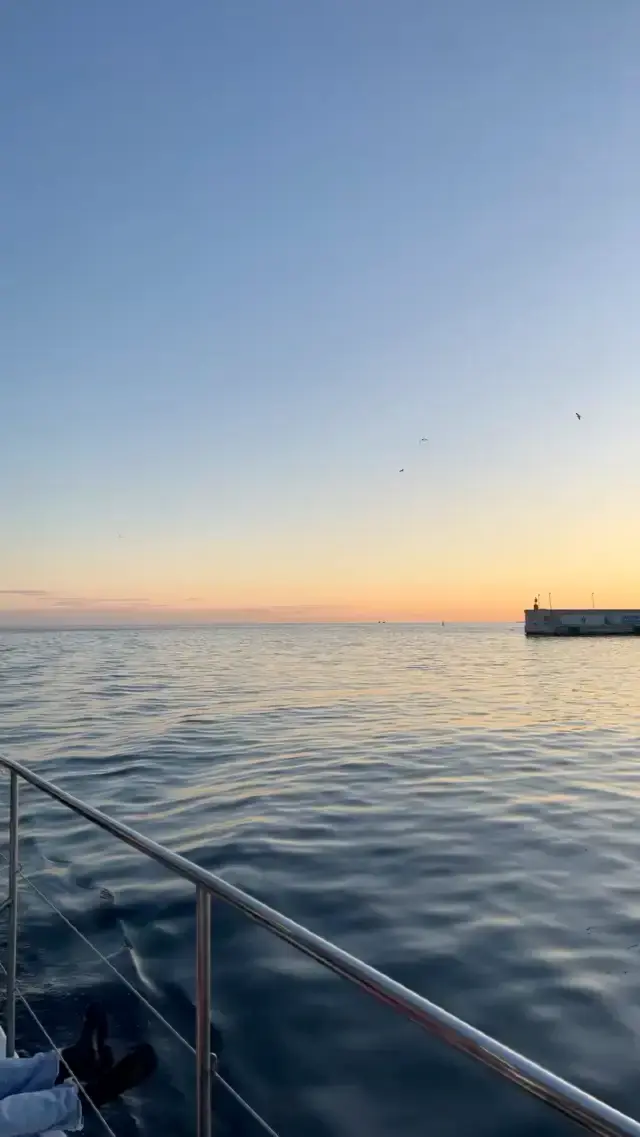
[51,596,155,609]
[85,597,154,606]
[0,589,51,597]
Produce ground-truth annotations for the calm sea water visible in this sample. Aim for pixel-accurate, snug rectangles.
[1,623,640,1137]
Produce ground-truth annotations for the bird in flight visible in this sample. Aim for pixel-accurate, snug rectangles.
[420,437,428,443]
[399,468,405,473]
[575,412,582,421]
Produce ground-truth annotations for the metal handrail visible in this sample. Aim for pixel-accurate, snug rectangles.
[2,753,640,1137]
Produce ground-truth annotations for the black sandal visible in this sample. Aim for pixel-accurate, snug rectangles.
[57,1003,113,1084]
[85,1042,157,1106]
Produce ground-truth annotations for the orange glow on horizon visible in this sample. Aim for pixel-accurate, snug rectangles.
[3,511,640,625]
[3,586,640,625]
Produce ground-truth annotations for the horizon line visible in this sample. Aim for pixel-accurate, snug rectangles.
[0,618,523,631]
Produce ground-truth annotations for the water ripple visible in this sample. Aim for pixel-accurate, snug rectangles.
[1,624,640,1136]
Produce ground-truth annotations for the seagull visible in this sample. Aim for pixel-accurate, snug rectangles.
[419,437,428,443]
[575,412,582,421]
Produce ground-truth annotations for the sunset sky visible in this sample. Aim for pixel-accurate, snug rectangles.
[2,1,639,625]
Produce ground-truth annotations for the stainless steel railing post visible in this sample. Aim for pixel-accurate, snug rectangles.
[195,886,212,1137]
[6,771,19,1055]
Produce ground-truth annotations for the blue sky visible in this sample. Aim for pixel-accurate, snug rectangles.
[2,0,639,621]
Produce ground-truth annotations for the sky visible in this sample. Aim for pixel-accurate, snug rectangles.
[2,0,640,625]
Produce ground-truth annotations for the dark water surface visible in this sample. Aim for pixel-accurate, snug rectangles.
[1,624,640,1137]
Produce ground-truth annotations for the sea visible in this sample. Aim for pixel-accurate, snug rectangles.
[1,623,640,1137]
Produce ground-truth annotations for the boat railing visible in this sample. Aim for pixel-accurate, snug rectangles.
[1,753,639,1137]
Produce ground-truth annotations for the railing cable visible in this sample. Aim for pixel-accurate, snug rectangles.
[215,1072,281,1137]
